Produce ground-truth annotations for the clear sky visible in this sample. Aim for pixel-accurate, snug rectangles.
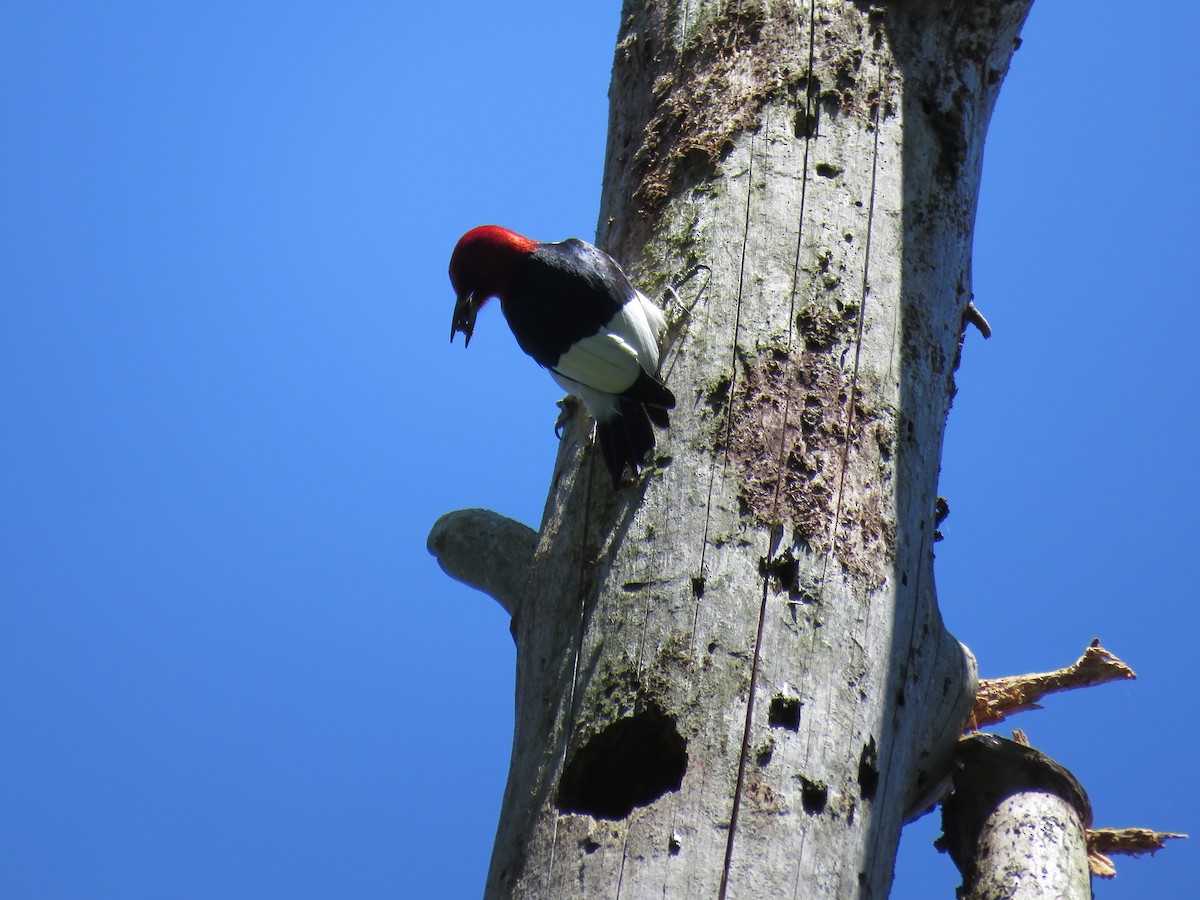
[2,2,1195,897]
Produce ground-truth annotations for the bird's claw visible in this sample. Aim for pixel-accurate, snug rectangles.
[554,396,581,439]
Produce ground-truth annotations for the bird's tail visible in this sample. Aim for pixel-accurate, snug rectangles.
[595,399,668,487]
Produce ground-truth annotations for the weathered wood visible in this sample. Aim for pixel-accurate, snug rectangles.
[971,641,1136,729]
[940,735,1092,899]
[427,508,537,616]
[431,1,1035,896]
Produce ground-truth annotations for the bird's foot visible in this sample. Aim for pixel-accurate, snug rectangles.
[659,263,710,352]
[662,263,710,321]
[554,396,582,439]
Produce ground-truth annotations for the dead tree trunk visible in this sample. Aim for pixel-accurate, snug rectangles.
[430,0,1032,895]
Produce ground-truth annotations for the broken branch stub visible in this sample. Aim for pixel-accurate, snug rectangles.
[426,508,537,617]
[971,641,1136,729]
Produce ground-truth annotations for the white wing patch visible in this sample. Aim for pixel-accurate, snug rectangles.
[552,330,642,395]
[613,290,665,370]
[551,289,666,394]
[549,289,669,420]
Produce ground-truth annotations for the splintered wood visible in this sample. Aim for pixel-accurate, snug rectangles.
[969,640,1135,729]
[1088,827,1188,878]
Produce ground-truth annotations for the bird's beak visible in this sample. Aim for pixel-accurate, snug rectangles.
[451,292,478,347]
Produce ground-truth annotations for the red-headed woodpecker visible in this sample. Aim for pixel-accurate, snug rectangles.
[449,225,675,485]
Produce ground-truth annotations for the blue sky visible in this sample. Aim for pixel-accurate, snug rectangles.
[2,2,1195,897]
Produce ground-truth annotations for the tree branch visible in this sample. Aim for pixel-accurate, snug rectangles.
[426,508,537,617]
[970,640,1136,728]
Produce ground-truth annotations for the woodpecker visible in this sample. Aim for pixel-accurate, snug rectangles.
[449,225,675,486]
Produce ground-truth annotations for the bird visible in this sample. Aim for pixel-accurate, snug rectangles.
[448,225,675,486]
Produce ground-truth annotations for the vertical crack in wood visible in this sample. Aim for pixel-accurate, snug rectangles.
[698,130,756,596]
[770,0,819,527]
[545,457,600,894]
[716,130,760,900]
[818,56,886,596]
[720,576,774,900]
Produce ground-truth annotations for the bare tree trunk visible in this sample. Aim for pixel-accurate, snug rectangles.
[431,0,1033,895]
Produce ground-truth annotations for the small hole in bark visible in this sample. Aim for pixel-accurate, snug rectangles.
[858,738,879,801]
[760,552,799,595]
[705,375,731,410]
[756,739,775,766]
[794,108,817,139]
[691,576,706,598]
[800,777,828,814]
[556,705,687,820]
[581,837,600,854]
[815,162,842,178]
[768,696,801,731]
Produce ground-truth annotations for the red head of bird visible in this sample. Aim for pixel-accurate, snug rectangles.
[448,225,538,347]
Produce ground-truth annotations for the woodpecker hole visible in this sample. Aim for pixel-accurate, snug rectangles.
[556,705,687,820]
[768,696,801,731]
[760,552,799,597]
[794,108,816,139]
[755,738,775,766]
[858,737,879,802]
[800,777,828,814]
[815,162,843,178]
